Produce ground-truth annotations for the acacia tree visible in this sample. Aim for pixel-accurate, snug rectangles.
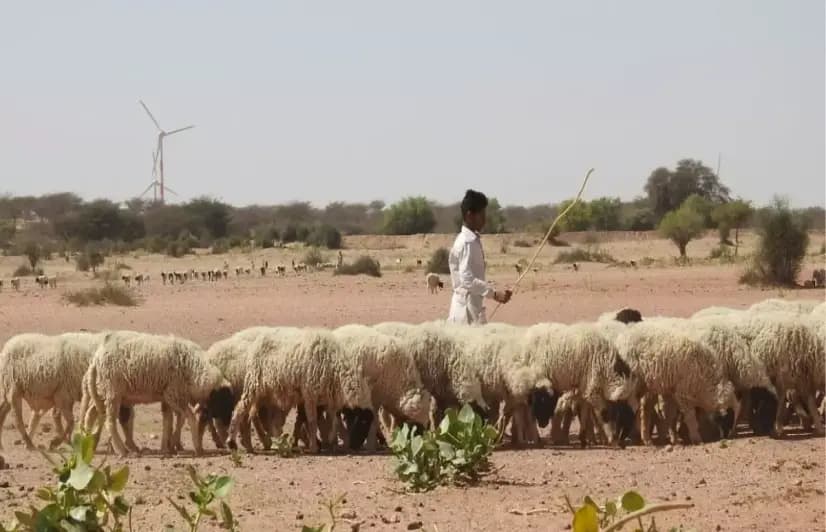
[658,204,705,257]
[382,197,436,235]
[712,199,753,254]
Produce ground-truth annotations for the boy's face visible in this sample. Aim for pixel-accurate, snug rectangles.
[464,208,486,232]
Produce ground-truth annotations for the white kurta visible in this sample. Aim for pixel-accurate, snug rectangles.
[447,225,494,325]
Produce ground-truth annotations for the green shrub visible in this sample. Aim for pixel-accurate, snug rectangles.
[426,247,450,274]
[63,284,138,307]
[165,239,191,258]
[303,247,325,268]
[336,256,381,277]
[2,431,131,532]
[390,404,497,492]
[382,197,436,235]
[709,245,733,262]
[740,198,809,286]
[554,246,615,264]
[658,204,705,257]
[307,224,342,249]
[168,465,239,532]
[23,241,42,269]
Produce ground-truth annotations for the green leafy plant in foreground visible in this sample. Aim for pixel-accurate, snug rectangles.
[1,431,131,532]
[567,490,694,532]
[166,466,238,532]
[390,404,498,491]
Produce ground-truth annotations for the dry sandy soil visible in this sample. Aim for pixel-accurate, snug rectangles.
[0,231,824,531]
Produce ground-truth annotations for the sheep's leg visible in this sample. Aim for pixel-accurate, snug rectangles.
[577,404,593,448]
[121,407,139,454]
[165,394,202,456]
[51,409,66,443]
[271,408,285,439]
[674,397,701,445]
[226,389,254,451]
[26,409,44,439]
[11,393,35,450]
[160,403,173,454]
[326,407,340,453]
[587,396,613,447]
[251,404,272,450]
[365,414,379,452]
[772,385,787,438]
[106,397,129,457]
[50,399,74,449]
[208,420,224,449]
[172,410,187,452]
[303,399,320,453]
[0,401,12,450]
[639,394,655,446]
[661,396,680,446]
[804,394,825,436]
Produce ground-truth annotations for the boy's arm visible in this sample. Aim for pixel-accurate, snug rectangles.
[457,242,495,299]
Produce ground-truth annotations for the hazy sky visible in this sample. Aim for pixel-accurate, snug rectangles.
[1,1,823,207]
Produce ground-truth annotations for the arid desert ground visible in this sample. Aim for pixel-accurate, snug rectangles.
[0,230,824,531]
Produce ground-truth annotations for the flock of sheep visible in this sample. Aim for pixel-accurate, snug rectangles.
[0,297,823,458]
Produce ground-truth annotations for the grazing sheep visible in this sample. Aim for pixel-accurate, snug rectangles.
[35,275,48,288]
[10,278,20,290]
[613,322,739,445]
[425,273,443,294]
[227,327,372,453]
[520,322,638,447]
[714,311,824,437]
[48,276,57,288]
[333,325,432,450]
[200,329,278,451]
[83,331,231,456]
[445,323,541,445]
[0,332,104,450]
[373,322,487,424]
[813,268,825,288]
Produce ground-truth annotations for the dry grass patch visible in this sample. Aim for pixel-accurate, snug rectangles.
[63,283,139,307]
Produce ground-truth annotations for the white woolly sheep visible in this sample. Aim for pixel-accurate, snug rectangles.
[373,322,487,424]
[0,332,105,450]
[201,328,281,451]
[227,327,372,453]
[711,311,823,437]
[520,322,639,447]
[443,323,539,444]
[333,324,432,450]
[612,321,739,445]
[83,331,231,456]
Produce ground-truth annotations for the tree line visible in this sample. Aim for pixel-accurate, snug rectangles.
[0,158,823,258]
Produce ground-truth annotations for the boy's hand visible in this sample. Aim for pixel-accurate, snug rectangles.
[493,289,512,304]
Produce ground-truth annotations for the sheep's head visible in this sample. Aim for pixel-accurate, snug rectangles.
[748,386,778,436]
[341,407,375,450]
[529,379,557,429]
[600,400,636,445]
[614,308,643,324]
[203,385,236,428]
[397,388,433,426]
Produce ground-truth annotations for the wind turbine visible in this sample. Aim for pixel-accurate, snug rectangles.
[138,100,194,203]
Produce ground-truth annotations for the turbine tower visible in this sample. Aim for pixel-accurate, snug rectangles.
[138,100,194,203]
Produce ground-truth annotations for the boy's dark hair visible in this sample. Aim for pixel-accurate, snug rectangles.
[461,189,488,217]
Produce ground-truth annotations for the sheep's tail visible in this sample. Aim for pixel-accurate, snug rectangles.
[84,364,107,441]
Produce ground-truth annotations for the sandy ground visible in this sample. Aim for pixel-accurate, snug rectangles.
[0,231,824,531]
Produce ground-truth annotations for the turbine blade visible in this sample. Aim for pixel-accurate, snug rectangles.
[165,125,195,135]
[163,185,179,196]
[139,100,162,131]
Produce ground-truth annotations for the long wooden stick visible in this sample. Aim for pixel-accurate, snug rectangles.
[603,502,694,532]
[488,168,594,320]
